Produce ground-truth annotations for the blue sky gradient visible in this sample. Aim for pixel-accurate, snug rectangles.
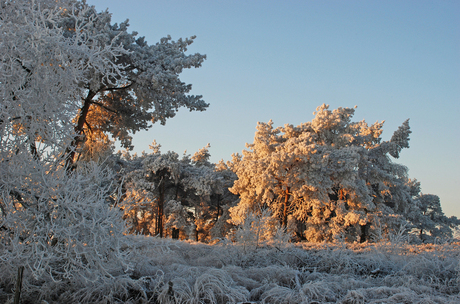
[89,0,459,217]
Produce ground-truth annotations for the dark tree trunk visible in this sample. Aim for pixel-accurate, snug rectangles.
[65,90,96,169]
[172,228,179,239]
[195,206,199,242]
[29,140,39,160]
[360,223,370,243]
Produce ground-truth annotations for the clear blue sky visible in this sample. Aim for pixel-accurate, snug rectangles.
[88,0,459,217]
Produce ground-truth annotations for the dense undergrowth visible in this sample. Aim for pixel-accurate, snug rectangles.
[2,237,459,303]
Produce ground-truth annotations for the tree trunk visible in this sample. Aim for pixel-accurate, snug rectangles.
[14,266,24,304]
[29,140,39,160]
[65,90,96,169]
[360,223,370,243]
[172,228,179,239]
[215,194,221,222]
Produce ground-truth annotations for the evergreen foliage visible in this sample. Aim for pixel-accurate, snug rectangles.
[121,144,237,241]
[229,104,459,242]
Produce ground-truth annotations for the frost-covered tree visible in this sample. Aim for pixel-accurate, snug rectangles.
[229,104,450,242]
[1,0,207,168]
[122,147,182,237]
[1,0,125,157]
[0,1,152,301]
[209,160,239,239]
[67,8,208,164]
[410,194,460,241]
[122,144,237,241]
[182,144,230,241]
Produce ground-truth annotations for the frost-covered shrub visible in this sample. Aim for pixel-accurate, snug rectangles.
[115,238,460,303]
[0,156,144,303]
[229,209,294,250]
[232,210,274,249]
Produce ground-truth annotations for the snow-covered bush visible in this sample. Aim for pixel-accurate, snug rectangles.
[0,153,144,302]
[229,209,294,250]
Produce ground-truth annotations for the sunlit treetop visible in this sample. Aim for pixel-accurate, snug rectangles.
[229,104,419,241]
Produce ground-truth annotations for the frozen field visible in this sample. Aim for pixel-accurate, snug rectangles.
[2,237,460,303]
[122,238,460,303]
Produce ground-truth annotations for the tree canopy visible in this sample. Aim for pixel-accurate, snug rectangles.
[1,0,207,167]
[121,143,237,241]
[229,104,458,242]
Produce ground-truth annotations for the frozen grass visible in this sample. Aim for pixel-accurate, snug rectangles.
[1,238,459,303]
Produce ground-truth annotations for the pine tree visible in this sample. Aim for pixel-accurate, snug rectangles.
[1,0,207,168]
[412,194,460,241]
[122,144,237,241]
[229,104,453,242]
[122,147,182,237]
